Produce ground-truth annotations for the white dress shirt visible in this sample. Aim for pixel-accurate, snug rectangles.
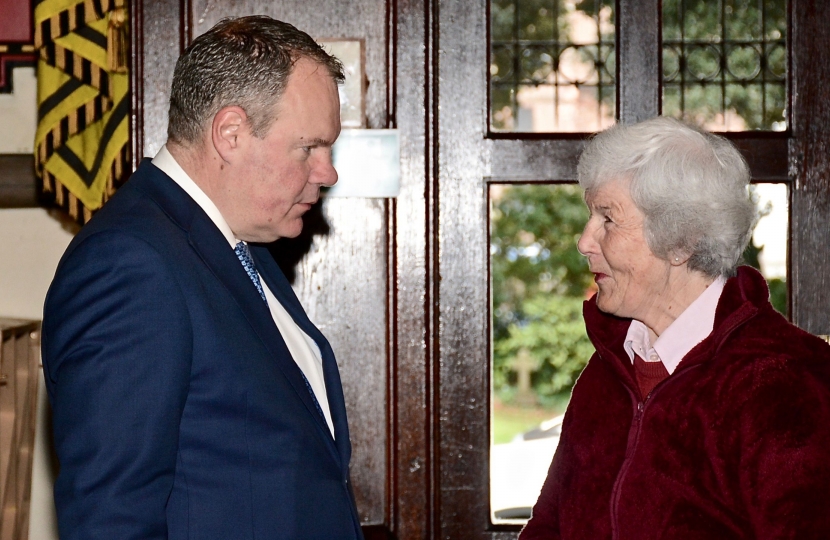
[152,146,335,437]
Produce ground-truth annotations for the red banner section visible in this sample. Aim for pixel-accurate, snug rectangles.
[0,0,35,93]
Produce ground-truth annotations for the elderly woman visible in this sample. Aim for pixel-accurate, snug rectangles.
[520,117,830,539]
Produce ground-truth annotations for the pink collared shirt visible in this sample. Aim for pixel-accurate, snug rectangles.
[624,276,726,375]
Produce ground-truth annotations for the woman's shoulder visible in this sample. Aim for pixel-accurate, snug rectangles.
[711,310,830,415]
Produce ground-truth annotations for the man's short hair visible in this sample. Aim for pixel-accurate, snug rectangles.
[167,16,345,145]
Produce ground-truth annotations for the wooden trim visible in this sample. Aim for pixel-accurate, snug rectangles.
[0,155,37,208]
[390,0,436,537]
[487,139,585,182]
[789,0,830,334]
[731,137,789,182]
[129,0,144,168]
[618,0,662,123]
[485,136,788,184]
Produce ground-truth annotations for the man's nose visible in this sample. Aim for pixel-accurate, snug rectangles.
[314,156,338,187]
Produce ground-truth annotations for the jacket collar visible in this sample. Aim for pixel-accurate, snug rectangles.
[584,266,768,385]
[130,159,348,469]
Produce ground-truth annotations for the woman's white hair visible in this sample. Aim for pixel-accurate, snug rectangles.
[577,116,757,278]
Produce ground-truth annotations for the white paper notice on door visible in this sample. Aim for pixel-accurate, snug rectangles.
[329,129,400,198]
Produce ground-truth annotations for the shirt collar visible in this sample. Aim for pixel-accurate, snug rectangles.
[152,145,238,248]
[624,276,726,374]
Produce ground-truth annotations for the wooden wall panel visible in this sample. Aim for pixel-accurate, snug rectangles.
[289,198,390,526]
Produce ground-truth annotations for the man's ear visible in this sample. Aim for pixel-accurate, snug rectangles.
[212,106,247,162]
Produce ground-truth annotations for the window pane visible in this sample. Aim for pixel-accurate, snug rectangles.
[490,0,616,132]
[746,183,789,315]
[489,184,593,522]
[661,0,788,131]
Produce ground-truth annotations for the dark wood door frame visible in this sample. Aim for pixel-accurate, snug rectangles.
[790,0,830,336]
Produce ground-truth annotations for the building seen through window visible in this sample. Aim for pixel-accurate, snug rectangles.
[490,0,615,132]
[490,0,787,133]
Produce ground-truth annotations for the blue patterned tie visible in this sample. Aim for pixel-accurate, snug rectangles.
[234,241,267,303]
[233,241,328,426]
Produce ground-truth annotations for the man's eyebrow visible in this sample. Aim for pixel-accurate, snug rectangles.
[302,137,334,146]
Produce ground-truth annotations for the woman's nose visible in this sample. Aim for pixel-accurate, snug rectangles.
[576,220,596,257]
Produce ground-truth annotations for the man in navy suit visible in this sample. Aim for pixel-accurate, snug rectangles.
[41,16,364,539]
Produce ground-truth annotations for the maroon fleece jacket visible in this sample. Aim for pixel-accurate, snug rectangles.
[521,266,830,540]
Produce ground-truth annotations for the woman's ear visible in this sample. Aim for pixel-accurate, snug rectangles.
[212,106,247,161]
[669,250,692,267]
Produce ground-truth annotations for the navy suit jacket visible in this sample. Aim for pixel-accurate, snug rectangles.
[42,159,364,539]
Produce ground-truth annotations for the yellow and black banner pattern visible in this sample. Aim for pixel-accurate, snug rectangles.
[34,0,129,223]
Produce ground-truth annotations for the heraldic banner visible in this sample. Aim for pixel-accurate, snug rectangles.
[34,0,129,223]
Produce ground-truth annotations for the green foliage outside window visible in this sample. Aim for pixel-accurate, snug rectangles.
[662,0,787,130]
[491,185,592,405]
[491,184,787,405]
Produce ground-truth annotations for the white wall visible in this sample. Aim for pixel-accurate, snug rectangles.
[0,67,37,153]
[0,209,70,540]
[29,370,60,540]
[1,65,67,540]
[0,209,74,320]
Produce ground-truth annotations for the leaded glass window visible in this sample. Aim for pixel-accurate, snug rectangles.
[662,0,787,131]
[490,0,616,132]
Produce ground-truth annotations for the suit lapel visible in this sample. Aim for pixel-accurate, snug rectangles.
[251,245,353,471]
[133,161,342,466]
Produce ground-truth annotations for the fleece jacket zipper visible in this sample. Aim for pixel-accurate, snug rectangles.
[606,361,704,540]
[609,384,645,540]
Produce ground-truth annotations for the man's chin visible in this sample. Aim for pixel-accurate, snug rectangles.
[273,221,305,241]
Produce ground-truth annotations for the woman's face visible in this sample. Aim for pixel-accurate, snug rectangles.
[577,178,673,322]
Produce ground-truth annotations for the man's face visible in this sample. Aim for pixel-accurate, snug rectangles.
[225,58,341,243]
